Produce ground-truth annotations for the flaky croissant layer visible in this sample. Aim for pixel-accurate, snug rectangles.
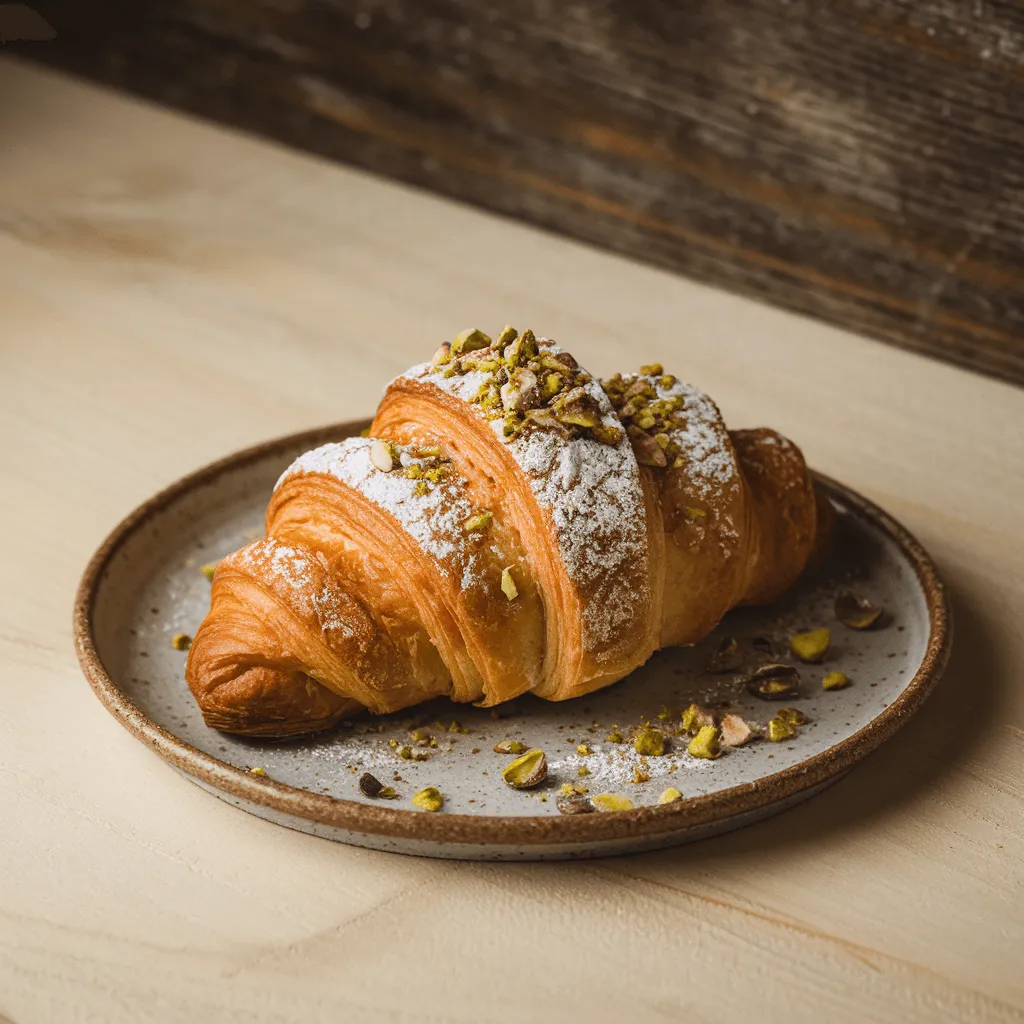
[187,328,830,737]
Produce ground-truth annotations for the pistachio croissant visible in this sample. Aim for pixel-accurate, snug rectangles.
[186,328,830,737]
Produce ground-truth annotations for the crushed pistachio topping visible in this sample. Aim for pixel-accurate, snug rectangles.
[369,438,397,473]
[576,743,592,756]
[502,748,548,789]
[687,725,721,759]
[633,726,666,757]
[449,720,469,733]
[719,713,756,747]
[200,562,218,581]
[591,793,634,812]
[778,707,808,726]
[601,364,695,469]
[171,632,192,651]
[434,325,623,447]
[745,663,801,700]
[767,717,796,742]
[500,565,519,601]
[790,627,831,663]
[605,730,624,744]
[680,704,715,735]
[412,787,444,812]
[462,510,493,532]
[658,787,683,804]
[835,590,884,630]
[409,727,432,745]
[822,670,850,691]
[494,739,527,754]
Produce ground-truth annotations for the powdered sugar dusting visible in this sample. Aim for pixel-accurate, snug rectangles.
[400,339,650,650]
[277,438,490,594]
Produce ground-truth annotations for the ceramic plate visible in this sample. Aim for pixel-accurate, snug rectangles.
[75,421,951,860]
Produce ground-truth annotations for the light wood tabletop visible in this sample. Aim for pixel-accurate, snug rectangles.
[1,58,1021,1023]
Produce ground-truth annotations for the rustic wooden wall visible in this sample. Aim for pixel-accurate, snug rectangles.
[12,0,1024,385]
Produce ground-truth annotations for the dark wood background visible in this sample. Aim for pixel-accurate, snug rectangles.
[11,0,1024,385]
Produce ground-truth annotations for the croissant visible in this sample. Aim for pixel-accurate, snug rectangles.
[186,328,831,737]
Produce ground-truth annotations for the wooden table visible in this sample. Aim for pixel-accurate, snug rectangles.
[2,58,1021,1023]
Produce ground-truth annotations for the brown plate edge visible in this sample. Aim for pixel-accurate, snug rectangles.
[73,420,953,848]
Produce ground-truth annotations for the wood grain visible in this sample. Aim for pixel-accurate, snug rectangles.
[12,0,1024,386]
[1,59,1022,1023]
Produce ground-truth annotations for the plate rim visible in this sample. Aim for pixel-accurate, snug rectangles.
[73,419,952,848]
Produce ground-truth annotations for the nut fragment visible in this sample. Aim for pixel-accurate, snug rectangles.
[369,439,395,473]
[249,767,267,776]
[200,562,219,581]
[605,730,624,743]
[628,426,668,467]
[500,566,519,601]
[557,795,595,815]
[790,627,831,663]
[171,632,192,651]
[719,713,756,747]
[412,787,444,812]
[554,386,602,429]
[745,663,801,700]
[822,671,850,691]
[493,739,527,754]
[681,704,715,734]
[358,772,384,798]
[766,717,796,742]
[431,341,452,366]
[658,787,683,804]
[451,327,492,355]
[463,510,493,532]
[835,590,884,630]
[687,725,721,759]
[378,786,398,799]
[777,707,808,726]
[502,748,548,789]
[575,743,591,756]
[496,324,518,346]
[591,793,635,812]
[633,726,666,757]
[707,637,742,674]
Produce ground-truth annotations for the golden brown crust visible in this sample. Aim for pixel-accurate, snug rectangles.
[185,334,828,737]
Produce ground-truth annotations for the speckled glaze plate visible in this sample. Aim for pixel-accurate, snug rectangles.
[75,420,951,860]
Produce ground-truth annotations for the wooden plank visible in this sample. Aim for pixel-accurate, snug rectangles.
[13,0,1024,385]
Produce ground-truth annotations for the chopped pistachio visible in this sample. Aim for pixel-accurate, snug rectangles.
[575,743,592,755]
[410,750,431,762]
[411,445,442,458]
[632,768,650,784]
[634,407,656,431]
[680,704,714,734]
[249,766,267,776]
[822,670,850,691]
[500,565,519,601]
[369,439,396,473]
[451,327,492,355]
[403,464,424,480]
[496,324,518,346]
[767,717,796,742]
[449,720,469,733]
[414,480,428,497]
[745,663,801,700]
[707,637,742,674]
[542,372,564,400]
[633,726,666,757]
[462,510,493,532]
[409,727,431,745]
[687,725,721,759]
[398,745,413,760]
[658,787,683,804]
[835,590,884,630]
[605,730,624,744]
[790,627,831,663]
[653,431,671,449]
[502,748,548,789]
[591,423,625,446]
[493,739,527,754]
[431,341,452,366]
[412,787,444,812]
[640,362,664,376]
[200,562,218,581]
[658,374,676,389]
[629,427,668,467]
[171,632,192,651]
[591,793,634,812]
[719,713,756,747]
[388,738,399,749]
[777,707,808,726]
[378,786,398,799]
[577,765,591,777]
[358,772,384,798]
[557,795,595,815]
